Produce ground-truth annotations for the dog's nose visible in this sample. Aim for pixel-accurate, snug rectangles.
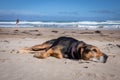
[99,54,108,63]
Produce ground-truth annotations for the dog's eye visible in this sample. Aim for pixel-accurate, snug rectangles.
[85,49,90,53]
[93,49,97,52]
[84,46,91,53]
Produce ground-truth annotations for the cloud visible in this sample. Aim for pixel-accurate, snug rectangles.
[58,11,79,15]
[0,10,42,16]
[89,10,120,21]
[90,10,120,15]
[90,10,116,14]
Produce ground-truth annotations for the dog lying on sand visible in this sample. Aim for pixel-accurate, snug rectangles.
[20,36,108,63]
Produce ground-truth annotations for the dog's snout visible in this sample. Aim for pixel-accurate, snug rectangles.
[103,54,108,63]
[99,54,108,63]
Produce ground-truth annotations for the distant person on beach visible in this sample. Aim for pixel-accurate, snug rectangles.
[16,19,19,27]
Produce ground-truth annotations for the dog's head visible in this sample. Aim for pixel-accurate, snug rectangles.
[77,44,108,63]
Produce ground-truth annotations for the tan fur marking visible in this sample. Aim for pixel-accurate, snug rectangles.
[19,47,34,54]
[34,48,53,58]
[32,43,51,51]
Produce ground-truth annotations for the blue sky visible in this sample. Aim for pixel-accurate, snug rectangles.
[0,0,120,21]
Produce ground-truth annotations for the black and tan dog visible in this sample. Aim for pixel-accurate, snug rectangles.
[20,36,108,63]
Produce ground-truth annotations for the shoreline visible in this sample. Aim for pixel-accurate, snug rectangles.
[0,26,120,30]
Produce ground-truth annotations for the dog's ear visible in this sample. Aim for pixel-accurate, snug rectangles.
[84,45,91,53]
[76,42,86,59]
[77,42,85,53]
[81,47,84,53]
[76,47,84,59]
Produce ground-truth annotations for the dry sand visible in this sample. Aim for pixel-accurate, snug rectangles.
[0,27,120,80]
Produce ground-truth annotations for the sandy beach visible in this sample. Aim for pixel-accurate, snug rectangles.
[0,27,120,80]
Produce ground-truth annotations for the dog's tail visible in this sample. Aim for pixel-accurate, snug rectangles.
[19,47,36,54]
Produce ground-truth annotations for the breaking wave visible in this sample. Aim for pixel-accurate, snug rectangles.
[0,20,120,30]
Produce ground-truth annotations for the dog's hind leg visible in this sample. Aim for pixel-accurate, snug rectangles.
[33,48,54,59]
[32,39,56,51]
[19,39,55,54]
[31,43,51,51]
[19,43,51,54]
[33,46,63,59]
[19,47,36,54]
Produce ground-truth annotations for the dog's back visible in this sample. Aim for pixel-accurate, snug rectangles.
[50,36,79,47]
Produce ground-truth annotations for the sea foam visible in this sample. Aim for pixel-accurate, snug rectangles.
[0,20,120,30]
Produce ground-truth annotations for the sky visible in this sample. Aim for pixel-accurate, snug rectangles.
[0,0,120,21]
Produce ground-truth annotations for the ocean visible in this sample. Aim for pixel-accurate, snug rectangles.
[0,20,120,30]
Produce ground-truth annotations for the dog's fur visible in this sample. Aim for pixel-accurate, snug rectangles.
[20,36,108,63]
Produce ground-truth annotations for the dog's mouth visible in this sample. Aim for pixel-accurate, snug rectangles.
[90,54,108,63]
